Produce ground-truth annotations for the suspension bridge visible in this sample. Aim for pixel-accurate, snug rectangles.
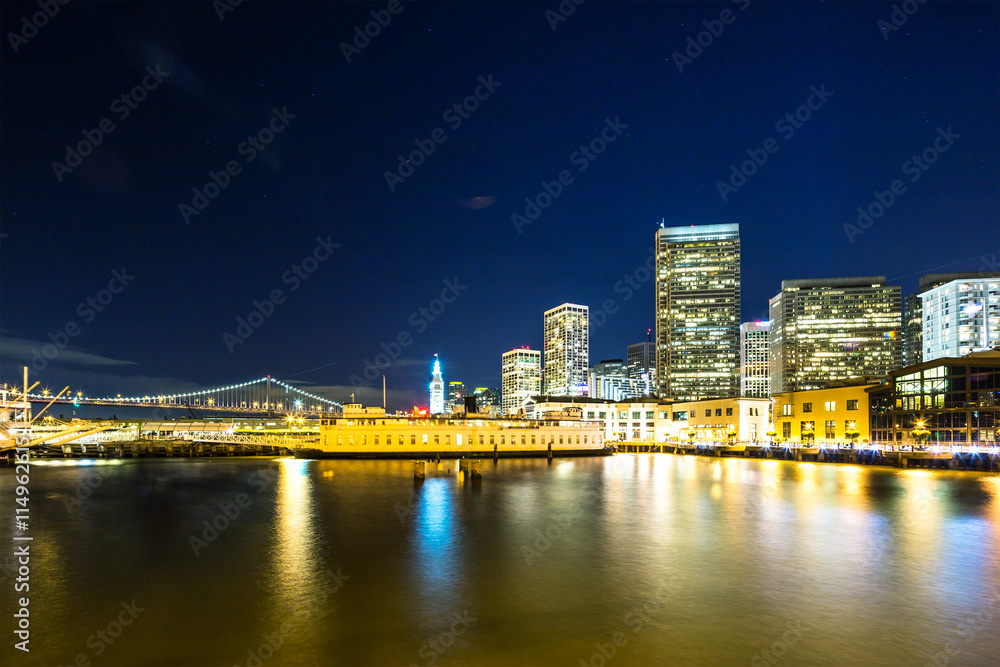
[2,375,344,417]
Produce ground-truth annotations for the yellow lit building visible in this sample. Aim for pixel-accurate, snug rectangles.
[672,396,770,443]
[771,383,879,445]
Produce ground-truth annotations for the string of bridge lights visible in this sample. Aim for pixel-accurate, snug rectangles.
[16,376,342,408]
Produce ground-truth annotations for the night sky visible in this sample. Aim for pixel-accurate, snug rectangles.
[1,1,997,411]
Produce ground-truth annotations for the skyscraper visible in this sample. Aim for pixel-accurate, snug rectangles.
[428,356,444,414]
[655,223,740,401]
[501,347,542,415]
[919,272,1000,361]
[447,381,467,412]
[543,303,589,396]
[902,293,923,367]
[626,337,655,386]
[740,321,770,397]
[472,387,501,415]
[593,359,626,377]
[769,276,901,394]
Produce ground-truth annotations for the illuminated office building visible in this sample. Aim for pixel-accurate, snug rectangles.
[501,347,542,415]
[447,381,467,412]
[655,223,740,400]
[740,321,770,397]
[543,303,589,396]
[919,272,1000,362]
[627,339,656,387]
[902,294,923,368]
[769,276,901,394]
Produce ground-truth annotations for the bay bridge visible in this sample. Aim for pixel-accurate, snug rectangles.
[5,375,344,417]
[1,374,344,459]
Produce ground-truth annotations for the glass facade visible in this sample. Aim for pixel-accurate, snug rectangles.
[869,353,999,446]
[740,320,770,397]
[919,274,1000,362]
[769,276,901,393]
[501,348,541,416]
[655,223,740,401]
[543,303,589,396]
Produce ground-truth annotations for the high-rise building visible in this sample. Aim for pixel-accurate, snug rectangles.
[543,303,589,396]
[428,356,444,414]
[902,294,923,367]
[447,381,467,412]
[769,276,901,394]
[501,347,542,415]
[589,375,650,401]
[593,359,626,377]
[627,338,656,386]
[655,223,741,401]
[472,387,501,415]
[740,321,770,397]
[919,272,1000,361]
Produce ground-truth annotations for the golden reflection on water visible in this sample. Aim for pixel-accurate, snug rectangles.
[272,458,320,617]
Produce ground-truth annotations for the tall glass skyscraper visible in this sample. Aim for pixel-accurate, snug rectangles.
[655,223,741,400]
[543,303,589,396]
[769,276,901,393]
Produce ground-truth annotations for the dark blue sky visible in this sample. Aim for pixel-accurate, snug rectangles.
[1,1,997,410]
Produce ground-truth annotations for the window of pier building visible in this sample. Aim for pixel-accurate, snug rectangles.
[632,411,641,419]
[781,404,793,416]
[705,409,711,417]
[782,422,791,439]
[803,403,812,413]
[726,407,733,416]
[825,420,836,439]
[715,409,722,417]
[825,401,836,411]
[847,400,859,411]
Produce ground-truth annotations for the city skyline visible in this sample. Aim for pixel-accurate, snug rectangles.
[1,1,997,411]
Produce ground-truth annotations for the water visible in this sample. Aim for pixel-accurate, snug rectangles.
[2,455,998,666]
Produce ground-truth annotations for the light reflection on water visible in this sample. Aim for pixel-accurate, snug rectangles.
[0,455,997,666]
